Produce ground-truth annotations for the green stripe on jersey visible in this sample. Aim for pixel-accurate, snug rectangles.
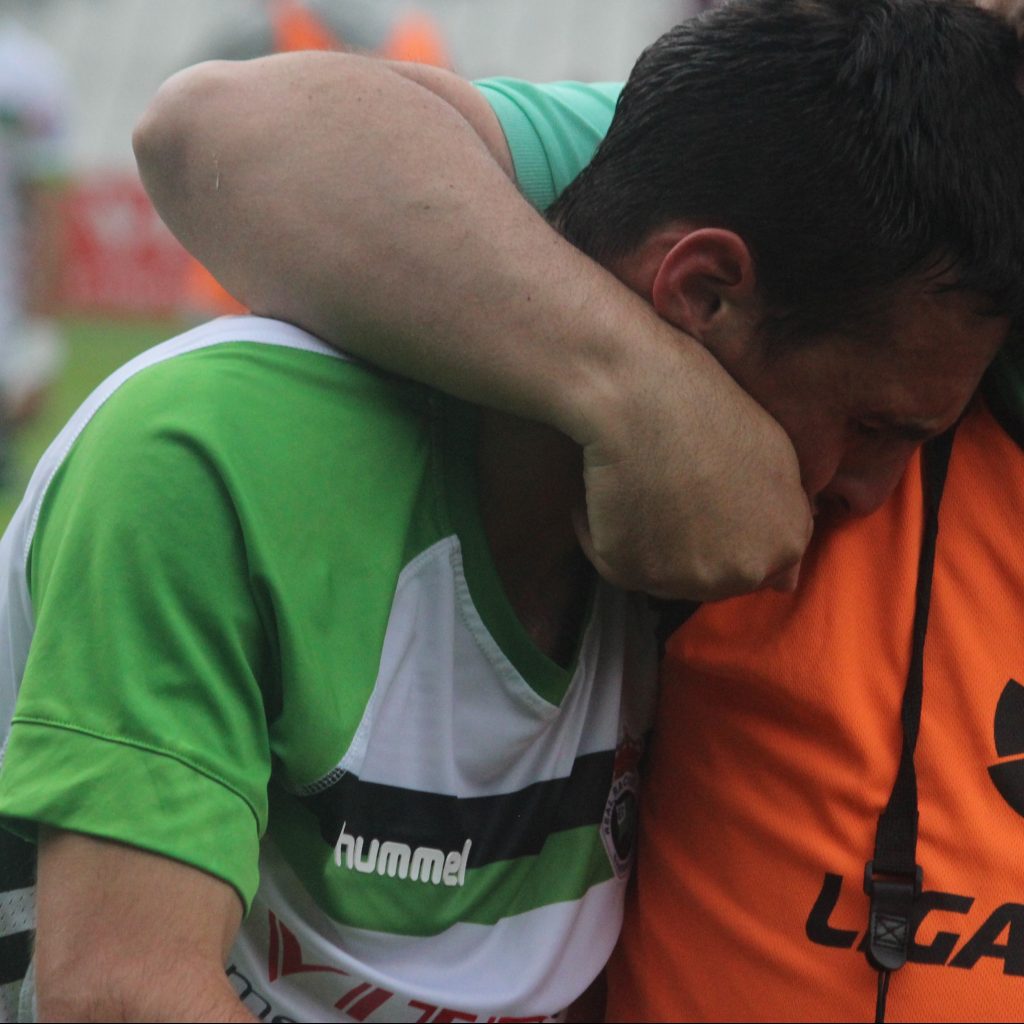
[272,784,614,936]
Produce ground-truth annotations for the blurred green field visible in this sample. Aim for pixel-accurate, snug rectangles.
[0,316,186,531]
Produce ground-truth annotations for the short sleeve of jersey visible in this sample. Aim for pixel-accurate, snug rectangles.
[0,358,271,908]
[475,79,621,211]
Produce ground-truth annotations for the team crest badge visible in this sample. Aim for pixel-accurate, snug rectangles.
[601,732,643,878]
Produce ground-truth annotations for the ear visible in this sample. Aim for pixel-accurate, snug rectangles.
[650,228,758,343]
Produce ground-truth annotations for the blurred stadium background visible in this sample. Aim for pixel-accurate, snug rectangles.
[0,0,713,527]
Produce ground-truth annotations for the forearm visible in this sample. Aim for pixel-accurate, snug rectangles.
[36,830,255,1023]
[134,54,811,597]
[133,53,683,443]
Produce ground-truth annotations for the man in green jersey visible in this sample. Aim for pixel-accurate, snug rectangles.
[0,313,665,1022]
[7,2,1024,1022]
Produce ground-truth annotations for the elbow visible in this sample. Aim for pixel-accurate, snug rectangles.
[133,60,240,208]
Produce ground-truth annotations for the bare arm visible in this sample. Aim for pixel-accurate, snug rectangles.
[35,829,255,1023]
[134,53,811,599]
[133,54,652,435]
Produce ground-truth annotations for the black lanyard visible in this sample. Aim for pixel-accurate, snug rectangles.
[864,426,957,1023]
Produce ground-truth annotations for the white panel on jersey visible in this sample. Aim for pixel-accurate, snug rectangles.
[331,536,626,797]
[228,840,623,1022]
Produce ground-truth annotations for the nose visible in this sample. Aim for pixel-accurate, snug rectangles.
[816,451,915,520]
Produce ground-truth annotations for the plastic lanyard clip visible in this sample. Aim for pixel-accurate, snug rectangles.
[863,859,922,972]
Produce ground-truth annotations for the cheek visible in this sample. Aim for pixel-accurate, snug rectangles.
[739,362,850,497]
[797,448,845,499]
[845,436,919,479]
[826,439,921,516]
[870,443,922,497]
[778,415,847,498]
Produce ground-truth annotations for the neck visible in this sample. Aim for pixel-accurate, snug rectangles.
[476,410,593,667]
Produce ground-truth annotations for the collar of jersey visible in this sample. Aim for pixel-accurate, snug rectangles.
[436,395,596,709]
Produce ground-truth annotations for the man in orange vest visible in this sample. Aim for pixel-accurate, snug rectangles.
[606,401,1024,1020]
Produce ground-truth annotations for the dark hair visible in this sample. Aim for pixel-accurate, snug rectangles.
[549,0,1024,346]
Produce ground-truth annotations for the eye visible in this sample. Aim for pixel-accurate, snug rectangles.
[853,420,884,439]
[852,418,935,450]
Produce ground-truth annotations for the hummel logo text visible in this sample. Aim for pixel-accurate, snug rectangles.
[333,823,472,887]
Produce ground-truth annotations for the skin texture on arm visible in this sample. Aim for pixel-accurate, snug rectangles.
[134,53,811,599]
[34,829,256,1023]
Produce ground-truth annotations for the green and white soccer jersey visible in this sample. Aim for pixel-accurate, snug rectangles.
[0,316,657,1022]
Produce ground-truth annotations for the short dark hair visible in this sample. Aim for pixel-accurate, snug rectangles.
[549,0,1024,346]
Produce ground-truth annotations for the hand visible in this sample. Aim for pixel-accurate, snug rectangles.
[976,0,1024,33]
[572,336,813,601]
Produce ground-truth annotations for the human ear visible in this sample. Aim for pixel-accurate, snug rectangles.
[650,228,757,342]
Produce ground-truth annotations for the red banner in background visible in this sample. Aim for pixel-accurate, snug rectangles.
[59,173,190,317]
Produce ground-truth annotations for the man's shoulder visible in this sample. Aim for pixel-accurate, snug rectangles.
[474,79,622,128]
[12,316,443,580]
[474,79,621,210]
[101,313,410,395]
[80,315,430,454]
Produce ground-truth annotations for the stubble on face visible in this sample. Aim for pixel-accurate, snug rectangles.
[715,282,1007,519]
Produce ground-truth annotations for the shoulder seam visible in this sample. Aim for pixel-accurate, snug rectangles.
[20,316,346,564]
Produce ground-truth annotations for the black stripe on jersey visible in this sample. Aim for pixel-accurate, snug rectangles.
[300,749,614,868]
[0,833,36,987]
[0,930,31,986]
[0,832,34,891]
